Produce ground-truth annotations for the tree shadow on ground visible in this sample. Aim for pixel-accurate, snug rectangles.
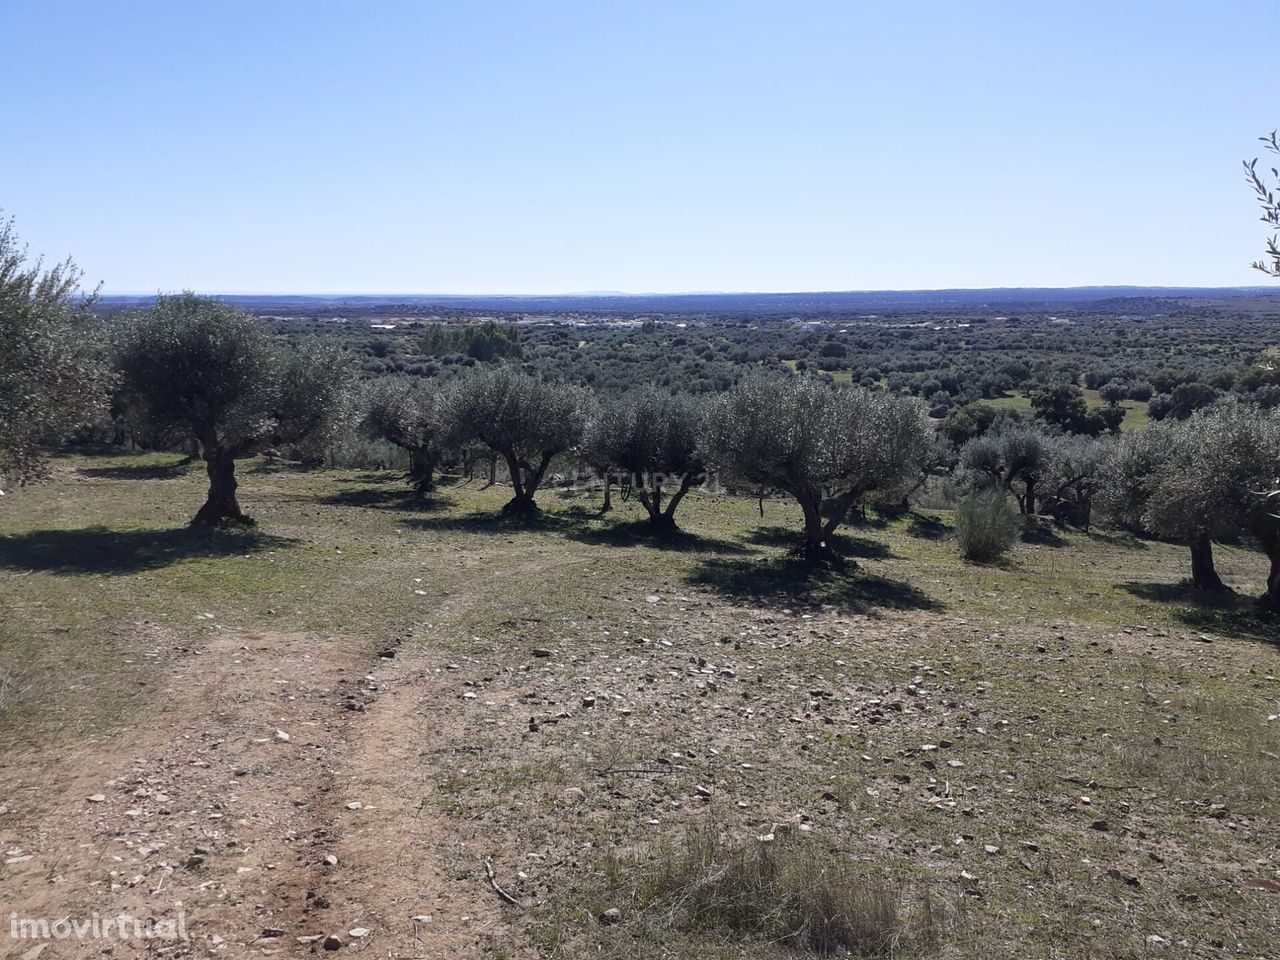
[1086,528,1149,550]
[566,519,753,555]
[745,525,894,560]
[687,554,940,615]
[404,510,579,536]
[320,486,453,512]
[77,459,195,481]
[0,526,295,575]
[905,513,951,541]
[1021,523,1070,549]
[1119,581,1280,644]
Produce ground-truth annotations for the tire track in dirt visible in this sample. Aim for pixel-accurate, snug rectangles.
[0,626,523,958]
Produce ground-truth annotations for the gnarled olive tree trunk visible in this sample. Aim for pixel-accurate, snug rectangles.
[599,471,613,513]
[1255,525,1280,612]
[796,490,839,562]
[1189,533,1226,591]
[191,446,252,528]
[409,449,436,498]
[632,471,697,535]
[500,451,552,516]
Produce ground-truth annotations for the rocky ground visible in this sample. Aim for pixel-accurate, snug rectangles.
[0,454,1277,959]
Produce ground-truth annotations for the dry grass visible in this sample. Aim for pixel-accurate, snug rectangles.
[612,825,945,957]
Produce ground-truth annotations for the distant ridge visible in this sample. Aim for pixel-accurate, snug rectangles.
[96,286,1280,316]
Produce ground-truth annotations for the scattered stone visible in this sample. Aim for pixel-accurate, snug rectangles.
[598,908,622,925]
[322,854,338,867]
[274,729,291,743]
[1107,867,1140,887]
[349,927,370,938]
[87,794,106,803]
[532,647,553,658]
[322,934,343,951]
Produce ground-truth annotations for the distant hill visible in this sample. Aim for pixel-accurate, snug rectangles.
[96,286,1280,317]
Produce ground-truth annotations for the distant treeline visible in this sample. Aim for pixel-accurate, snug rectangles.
[416,321,522,361]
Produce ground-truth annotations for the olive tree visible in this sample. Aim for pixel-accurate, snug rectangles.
[1245,130,1280,276]
[700,376,929,560]
[959,425,1048,515]
[1042,433,1107,528]
[445,365,590,516]
[1098,406,1280,601]
[360,378,447,496]
[1144,404,1280,608]
[587,389,705,533]
[115,293,353,527]
[0,215,112,489]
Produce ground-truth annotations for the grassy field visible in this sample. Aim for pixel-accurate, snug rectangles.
[1,451,1278,958]
[984,389,1151,430]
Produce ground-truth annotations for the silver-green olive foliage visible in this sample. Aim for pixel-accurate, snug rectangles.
[586,388,705,530]
[114,293,353,525]
[959,425,1049,515]
[1042,433,1108,524]
[0,215,112,488]
[1100,402,1280,605]
[1245,131,1280,276]
[360,377,447,495]
[446,364,591,515]
[700,375,929,557]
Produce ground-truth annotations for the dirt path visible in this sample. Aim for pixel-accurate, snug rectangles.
[0,627,522,958]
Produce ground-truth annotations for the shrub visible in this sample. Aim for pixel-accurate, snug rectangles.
[955,492,1020,562]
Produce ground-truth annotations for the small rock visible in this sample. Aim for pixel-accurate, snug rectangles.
[1107,867,1140,887]
[275,729,290,743]
[532,648,553,658]
[322,854,338,867]
[87,794,106,803]
[349,927,370,938]
[598,908,622,925]
[322,934,343,951]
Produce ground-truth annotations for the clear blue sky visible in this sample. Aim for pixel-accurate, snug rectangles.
[2,0,1273,294]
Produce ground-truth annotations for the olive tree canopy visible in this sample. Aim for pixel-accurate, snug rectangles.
[115,293,353,527]
[0,215,112,489]
[587,389,705,533]
[700,376,929,560]
[360,378,447,496]
[960,424,1048,516]
[1099,404,1280,605]
[446,365,590,516]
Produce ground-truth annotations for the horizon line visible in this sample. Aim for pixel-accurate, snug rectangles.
[94,283,1280,299]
